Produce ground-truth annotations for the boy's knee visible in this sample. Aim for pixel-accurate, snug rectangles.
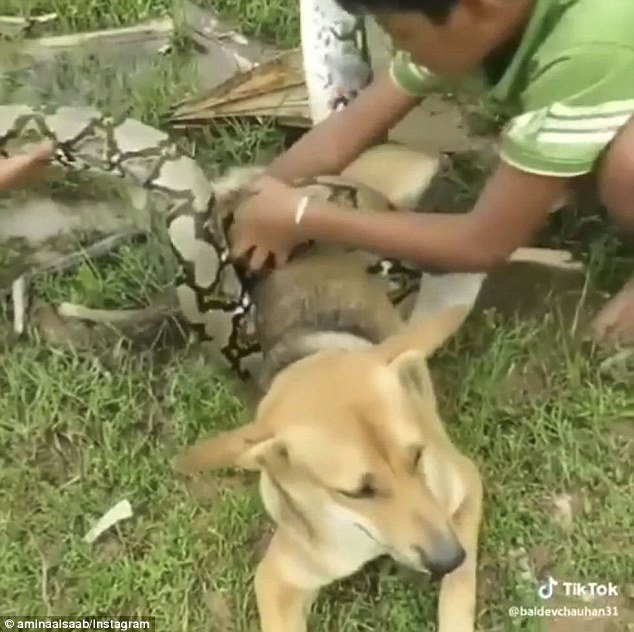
[598,119,634,226]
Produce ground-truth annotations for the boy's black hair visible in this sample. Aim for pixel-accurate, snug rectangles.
[336,0,460,22]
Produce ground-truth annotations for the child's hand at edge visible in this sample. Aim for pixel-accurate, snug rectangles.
[0,141,55,191]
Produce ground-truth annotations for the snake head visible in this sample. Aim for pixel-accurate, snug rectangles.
[211,165,266,220]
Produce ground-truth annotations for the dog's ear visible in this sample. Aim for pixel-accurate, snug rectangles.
[173,423,279,474]
[342,144,439,208]
[389,349,439,418]
[376,304,470,362]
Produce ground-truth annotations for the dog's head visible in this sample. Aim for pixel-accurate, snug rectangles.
[175,305,470,577]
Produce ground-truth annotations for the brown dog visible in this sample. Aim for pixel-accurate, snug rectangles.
[175,145,482,631]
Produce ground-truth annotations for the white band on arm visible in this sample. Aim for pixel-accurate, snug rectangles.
[295,196,310,224]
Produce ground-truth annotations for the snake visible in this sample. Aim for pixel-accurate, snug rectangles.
[0,1,407,380]
[0,104,421,381]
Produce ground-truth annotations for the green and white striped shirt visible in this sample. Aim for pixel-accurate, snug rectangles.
[390,0,634,177]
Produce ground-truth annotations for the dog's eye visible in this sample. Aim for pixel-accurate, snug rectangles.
[339,484,377,500]
[412,446,424,468]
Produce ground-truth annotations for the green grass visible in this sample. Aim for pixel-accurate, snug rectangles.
[1,315,632,629]
[31,243,172,309]
[1,1,633,631]
[2,0,173,32]
[2,0,300,47]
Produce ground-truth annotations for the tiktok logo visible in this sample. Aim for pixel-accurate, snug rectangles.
[538,576,559,600]
[537,576,619,601]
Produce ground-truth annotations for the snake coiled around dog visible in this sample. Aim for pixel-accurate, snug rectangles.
[0,105,421,379]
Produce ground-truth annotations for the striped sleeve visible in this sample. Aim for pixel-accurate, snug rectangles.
[501,46,634,176]
[389,50,440,97]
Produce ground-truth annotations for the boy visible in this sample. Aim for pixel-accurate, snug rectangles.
[0,142,53,191]
[230,0,634,345]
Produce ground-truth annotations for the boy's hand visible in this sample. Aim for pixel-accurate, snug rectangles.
[0,142,54,191]
[229,175,307,270]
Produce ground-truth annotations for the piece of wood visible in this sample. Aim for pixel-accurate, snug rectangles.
[57,301,177,326]
[170,48,311,127]
[0,13,58,38]
[172,2,312,127]
[4,18,173,63]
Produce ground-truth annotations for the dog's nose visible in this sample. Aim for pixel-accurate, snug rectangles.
[413,541,466,577]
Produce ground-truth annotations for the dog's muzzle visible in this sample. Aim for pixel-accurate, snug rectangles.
[413,540,466,578]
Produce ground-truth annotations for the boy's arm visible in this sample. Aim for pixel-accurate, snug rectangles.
[291,44,634,269]
[233,160,569,272]
[299,160,568,270]
[235,44,634,272]
[266,71,420,183]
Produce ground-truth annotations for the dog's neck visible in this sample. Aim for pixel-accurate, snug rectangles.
[250,251,404,391]
[258,328,374,391]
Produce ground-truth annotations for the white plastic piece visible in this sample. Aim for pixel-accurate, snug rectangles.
[295,196,310,224]
[84,499,133,544]
[410,272,486,323]
[12,275,27,334]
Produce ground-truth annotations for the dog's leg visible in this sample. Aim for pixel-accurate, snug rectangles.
[437,465,483,632]
[255,532,319,632]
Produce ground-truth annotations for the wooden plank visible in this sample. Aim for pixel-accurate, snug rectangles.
[2,18,173,65]
[0,12,58,38]
[172,2,312,127]
[171,48,311,127]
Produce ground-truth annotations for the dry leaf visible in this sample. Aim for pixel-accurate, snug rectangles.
[32,303,95,349]
[548,491,585,534]
[551,493,574,533]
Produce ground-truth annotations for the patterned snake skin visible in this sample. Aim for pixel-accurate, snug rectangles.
[0,105,420,379]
